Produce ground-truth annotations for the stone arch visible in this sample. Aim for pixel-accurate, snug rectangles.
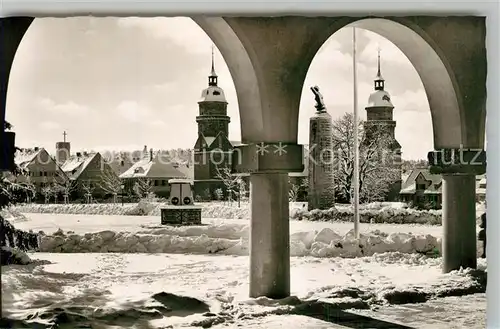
[297,17,471,150]
[191,17,264,144]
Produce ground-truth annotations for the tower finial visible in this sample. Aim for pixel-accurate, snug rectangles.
[208,44,218,86]
[63,131,67,143]
[374,45,384,91]
[377,45,381,78]
[211,44,216,76]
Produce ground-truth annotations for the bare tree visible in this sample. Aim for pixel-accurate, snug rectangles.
[214,188,223,202]
[332,112,400,204]
[215,166,243,206]
[81,180,95,204]
[41,184,54,204]
[21,176,36,203]
[289,177,309,203]
[98,169,122,203]
[133,178,152,199]
[52,169,75,204]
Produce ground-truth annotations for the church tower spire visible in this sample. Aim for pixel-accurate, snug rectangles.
[208,44,218,87]
[374,46,385,91]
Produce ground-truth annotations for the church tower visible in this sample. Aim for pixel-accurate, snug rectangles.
[363,48,402,201]
[195,45,230,138]
[193,46,233,200]
[55,131,70,164]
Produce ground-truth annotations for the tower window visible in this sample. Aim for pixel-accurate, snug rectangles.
[213,90,220,96]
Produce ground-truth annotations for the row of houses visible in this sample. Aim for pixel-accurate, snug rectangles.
[8,145,191,203]
[6,144,487,207]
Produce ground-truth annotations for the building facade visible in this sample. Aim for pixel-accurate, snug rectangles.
[12,147,67,201]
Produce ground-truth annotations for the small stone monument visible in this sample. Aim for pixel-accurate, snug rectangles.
[308,86,336,210]
[160,179,202,225]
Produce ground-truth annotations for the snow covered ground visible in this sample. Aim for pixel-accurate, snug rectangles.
[1,252,487,328]
[1,211,487,328]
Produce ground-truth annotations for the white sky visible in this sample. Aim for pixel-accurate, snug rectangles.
[6,17,433,160]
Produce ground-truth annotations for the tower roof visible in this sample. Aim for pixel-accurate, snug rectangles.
[367,90,394,108]
[200,44,227,102]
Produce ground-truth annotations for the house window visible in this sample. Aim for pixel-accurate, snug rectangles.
[162,180,166,186]
[120,160,125,166]
[416,184,426,190]
[43,171,47,177]
[154,180,159,186]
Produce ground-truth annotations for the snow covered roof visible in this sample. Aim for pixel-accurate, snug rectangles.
[199,86,227,103]
[14,148,44,169]
[119,154,190,180]
[399,168,442,195]
[367,90,394,108]
[229,140,244,147]
[61,152,98,180]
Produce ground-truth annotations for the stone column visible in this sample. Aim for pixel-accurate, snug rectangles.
[441,173,477,272]
[249,172,290,298]
[233,142,304,298]
[428,148,486,273]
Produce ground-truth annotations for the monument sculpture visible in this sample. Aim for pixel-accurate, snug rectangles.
[307,86,336,210]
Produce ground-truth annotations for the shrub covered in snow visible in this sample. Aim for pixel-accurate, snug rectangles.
[290,206,443,225]
[1,246,32,265]
[12,201,447,225]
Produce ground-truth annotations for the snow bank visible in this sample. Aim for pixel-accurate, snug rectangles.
[38,224,483,258]
[13,201,446,225]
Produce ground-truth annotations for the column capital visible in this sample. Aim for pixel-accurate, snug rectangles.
[427,148,486,175]
[231,142,304,174]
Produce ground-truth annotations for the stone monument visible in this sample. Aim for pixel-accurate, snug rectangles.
[307,86,336,210]
[160,179,202,225]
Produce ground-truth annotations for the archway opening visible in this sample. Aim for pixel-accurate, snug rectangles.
[299,17,468,208]
[5,17,246,203]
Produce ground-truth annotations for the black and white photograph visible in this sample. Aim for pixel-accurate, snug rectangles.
[0,14,490,328]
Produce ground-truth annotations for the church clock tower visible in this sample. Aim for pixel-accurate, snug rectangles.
[363,48,402,201]
[193,46,234,200]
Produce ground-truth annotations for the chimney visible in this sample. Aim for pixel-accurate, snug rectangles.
[34,147,39,151]
[150,148,153,161]
[83,151,88,156]
[76,152,82,157]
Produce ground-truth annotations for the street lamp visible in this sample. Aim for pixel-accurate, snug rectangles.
[121,184,125,206]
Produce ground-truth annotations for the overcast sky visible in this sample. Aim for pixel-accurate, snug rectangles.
[6,17,432,160]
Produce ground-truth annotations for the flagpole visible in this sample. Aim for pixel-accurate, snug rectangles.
[352,26,360,239]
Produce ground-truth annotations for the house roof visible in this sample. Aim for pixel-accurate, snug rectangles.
[15,148,44,169]
[399,168,442,195]
[119,154,190,179]
[61,152,99,180]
